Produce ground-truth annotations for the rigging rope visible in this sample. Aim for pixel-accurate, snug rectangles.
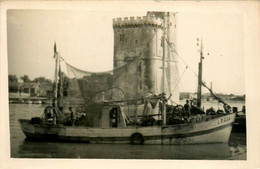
[165,38,198,78]
[172,66,188,93]
[172,53,185,92]
[163,39,186,92]
[211,79,223,94]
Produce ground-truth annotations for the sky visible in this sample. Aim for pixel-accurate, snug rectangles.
[7,10,245,95]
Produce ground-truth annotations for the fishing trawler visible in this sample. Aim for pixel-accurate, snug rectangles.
[19,12,236,144]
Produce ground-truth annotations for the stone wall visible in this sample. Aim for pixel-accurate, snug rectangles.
[112,12,179,104]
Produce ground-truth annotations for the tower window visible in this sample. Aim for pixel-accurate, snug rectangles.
[120,34,124,42]
[135,40,138,44]
[139,63,142,89]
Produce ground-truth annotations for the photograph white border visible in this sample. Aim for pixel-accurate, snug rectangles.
[1,1,260,169]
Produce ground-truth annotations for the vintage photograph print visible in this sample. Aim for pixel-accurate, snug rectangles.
[7,9,246,159]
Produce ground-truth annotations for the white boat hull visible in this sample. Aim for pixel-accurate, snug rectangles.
[19,113,235,144]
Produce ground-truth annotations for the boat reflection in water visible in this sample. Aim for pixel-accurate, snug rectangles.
[17,137,246,159]
[18,139,233,159]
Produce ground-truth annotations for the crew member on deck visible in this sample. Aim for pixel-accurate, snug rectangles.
[184,100,190,114]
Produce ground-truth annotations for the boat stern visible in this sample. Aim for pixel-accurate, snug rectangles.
[18,119,64,141]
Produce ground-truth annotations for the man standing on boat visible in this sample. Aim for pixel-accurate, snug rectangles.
[184,100,190,115]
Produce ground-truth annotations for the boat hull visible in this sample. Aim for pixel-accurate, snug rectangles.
[19,113,235,144]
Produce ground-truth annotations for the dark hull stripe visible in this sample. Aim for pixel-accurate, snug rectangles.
[23,122,233,143]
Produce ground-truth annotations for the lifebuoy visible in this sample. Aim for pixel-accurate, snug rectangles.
[130,133,144,145]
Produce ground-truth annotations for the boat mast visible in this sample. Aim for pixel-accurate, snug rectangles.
[162,12,167,125]
[53,42,59,109]
[197,38,204,108]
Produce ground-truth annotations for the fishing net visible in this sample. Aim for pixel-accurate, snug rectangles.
[59,58,141,126]
[64,59,136,103]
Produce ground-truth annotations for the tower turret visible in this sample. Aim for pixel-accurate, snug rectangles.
[112,12,179,104]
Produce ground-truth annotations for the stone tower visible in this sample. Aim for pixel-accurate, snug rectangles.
[112,12,179,104]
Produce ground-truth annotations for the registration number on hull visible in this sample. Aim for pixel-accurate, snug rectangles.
[217,116,231,125]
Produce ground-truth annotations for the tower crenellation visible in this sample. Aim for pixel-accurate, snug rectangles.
[113,16,163,28]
